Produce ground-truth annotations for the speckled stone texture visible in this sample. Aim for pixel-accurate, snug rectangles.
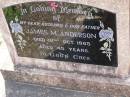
[0,0,130,97]
[5,80,113,97]
[0,0,130,77]
[1,70,130,97]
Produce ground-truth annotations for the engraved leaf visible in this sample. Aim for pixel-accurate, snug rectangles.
[99,21,104,29]
[100,47,105,50]
[103,42,108,48]
[102,51,107,53]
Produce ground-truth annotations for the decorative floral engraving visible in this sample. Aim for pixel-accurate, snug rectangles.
[48,1,59,11]
[10,16,23,34]
[99,21,114,61]
[9,16,26,51]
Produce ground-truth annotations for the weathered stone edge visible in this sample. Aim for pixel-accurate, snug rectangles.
[1,70,130,97]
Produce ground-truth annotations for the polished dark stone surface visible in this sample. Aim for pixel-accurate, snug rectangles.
[3,1,117,67]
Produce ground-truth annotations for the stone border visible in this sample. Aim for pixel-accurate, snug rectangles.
[1,70,130,96]
[0,0,129,77]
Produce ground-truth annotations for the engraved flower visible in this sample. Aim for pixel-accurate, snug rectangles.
[99,21,114,61]
[48,1,59,11]
[9,16,23,34]
[99,27,114,42]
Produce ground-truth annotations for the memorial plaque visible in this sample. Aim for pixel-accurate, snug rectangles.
[3,1,117,67]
